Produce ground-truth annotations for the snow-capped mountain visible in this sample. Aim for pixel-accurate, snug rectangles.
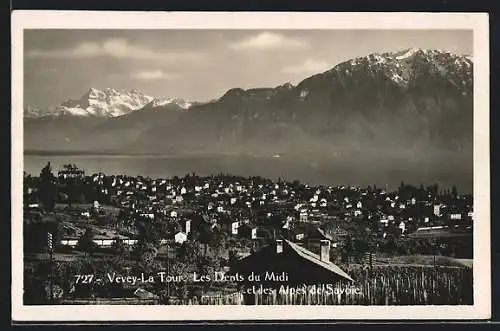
[24,48,473,154]
[145,97,192,110]
[24,88,154,118]
[323,48,472,93]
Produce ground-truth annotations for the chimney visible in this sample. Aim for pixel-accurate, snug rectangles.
[276,239,283,254]
[320,239,330,262]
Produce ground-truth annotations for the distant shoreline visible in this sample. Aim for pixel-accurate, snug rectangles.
[24,150,164,157]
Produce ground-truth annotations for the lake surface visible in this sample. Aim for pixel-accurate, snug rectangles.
[23,152,473,193]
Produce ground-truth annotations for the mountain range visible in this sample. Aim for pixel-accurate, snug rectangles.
[23,48,473,156]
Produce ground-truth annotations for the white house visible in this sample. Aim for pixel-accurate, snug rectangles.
[251,228,258,239]
[231,221,239,235]
[141,213,155,220]
[450,213,462,220]
[60,239,78,247]
[434,204,443,217]
[170,210,178,218]
[185,219,191,234]
[174,232,188,244]
[93,238,115,247]
[399,221,406,234]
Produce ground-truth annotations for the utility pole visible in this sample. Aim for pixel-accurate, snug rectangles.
[47,232,54,303]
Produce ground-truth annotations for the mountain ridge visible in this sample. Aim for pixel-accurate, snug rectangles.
[24,48,473,154]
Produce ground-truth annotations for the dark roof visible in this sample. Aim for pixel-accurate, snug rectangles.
[233,239,353,283]
[285,240,353,282]
[308,227,333,241]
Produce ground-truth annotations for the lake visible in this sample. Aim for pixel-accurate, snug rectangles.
[23,152,473,193]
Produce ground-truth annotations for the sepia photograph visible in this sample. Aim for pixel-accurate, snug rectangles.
[11,11,490,321]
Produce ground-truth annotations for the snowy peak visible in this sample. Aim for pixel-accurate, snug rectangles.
[146,97,192,110]
[321,48,472,90]
[393,47,426,60]
[26,88,154,118]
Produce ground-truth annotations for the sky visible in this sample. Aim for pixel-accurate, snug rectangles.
[23,29,473,108]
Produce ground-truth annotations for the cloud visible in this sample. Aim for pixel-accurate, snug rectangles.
[130,70,179,81]
[230,32,307,51]
[281,59,332,74]
[27,38,201,61]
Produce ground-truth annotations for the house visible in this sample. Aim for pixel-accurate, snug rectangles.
[305,228,334,256]
[92,236,116,248]
[174,231,188,244]
[60,238,79,248]
[238,223,257,239]
[434,204,443,217]
[184,219,191,234]
[58,166,85,180]
[399,221,406,235]
[230,239,353,304]
[299,211,308,222]
[231,221,239,235]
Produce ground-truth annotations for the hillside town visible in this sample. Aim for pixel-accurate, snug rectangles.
[23,163,473,305]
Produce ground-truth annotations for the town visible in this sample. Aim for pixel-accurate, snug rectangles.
[23,162,474,305]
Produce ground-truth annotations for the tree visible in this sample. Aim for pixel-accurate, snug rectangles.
[38,162,57,212]
[178,241,199,264]
[76,228,97,257]
[136,242,159,273]
[111,237,127,259]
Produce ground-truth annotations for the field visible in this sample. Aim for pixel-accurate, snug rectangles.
[249,264,473,305]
